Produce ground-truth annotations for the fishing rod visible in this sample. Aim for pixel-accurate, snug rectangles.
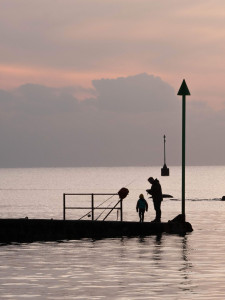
[94,178,136,221]
[79,178,136,221]
[101,186,130,221]
[78,193,116,220]
[102,199,121,221]
[95,198,117,220]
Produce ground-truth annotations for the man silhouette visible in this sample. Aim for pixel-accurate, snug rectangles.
[147,177,163,222]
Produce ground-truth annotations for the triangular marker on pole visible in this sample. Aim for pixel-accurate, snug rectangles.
[177,79,191,96]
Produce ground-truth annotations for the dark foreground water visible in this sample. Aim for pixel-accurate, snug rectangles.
[0,166,225,299]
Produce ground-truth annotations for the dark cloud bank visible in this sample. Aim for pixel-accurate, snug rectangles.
[0,73,224,167]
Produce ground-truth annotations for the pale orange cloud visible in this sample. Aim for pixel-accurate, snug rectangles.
[0,64,133,91]
[1,63,224,110]
[0,63,149,91]
[1,0,225,111]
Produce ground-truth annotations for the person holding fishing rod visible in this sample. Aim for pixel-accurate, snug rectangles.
[147,177,163,222]
[136,194,148,222]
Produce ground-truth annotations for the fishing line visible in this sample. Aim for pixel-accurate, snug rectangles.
[95,178,137,221]
[95,198,118,220]
[79,177,137,220]
[102,199,121,221]
[78,194,116,220]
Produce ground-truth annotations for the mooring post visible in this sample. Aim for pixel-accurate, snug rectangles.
[120,199,123,222]
[177,79,190,222]
[63,193,66,220]
[91,193,94,221]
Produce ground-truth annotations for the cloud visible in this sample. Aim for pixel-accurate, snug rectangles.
[92,73,178,112]
[0,73,224,167]
[0,84,80,116]
[2,0,225,110]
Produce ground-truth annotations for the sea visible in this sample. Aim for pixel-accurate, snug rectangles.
[0,166,225,299]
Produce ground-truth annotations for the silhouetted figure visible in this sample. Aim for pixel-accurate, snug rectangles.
[147,177,163,222]
[136,194,148,222]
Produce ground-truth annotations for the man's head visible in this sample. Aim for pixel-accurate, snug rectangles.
[148,177,154,184]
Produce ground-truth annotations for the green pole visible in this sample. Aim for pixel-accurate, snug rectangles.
[177,80,190,222]
[182,94,186,219]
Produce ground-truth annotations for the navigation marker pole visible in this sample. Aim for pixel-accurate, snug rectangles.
[161,135,169,176]
[177,80,190,222]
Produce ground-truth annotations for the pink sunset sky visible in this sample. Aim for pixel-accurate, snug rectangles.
[0,0,225,167]
[1,0,225,108]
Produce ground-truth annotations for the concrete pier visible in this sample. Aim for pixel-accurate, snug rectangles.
[0,218,193,243]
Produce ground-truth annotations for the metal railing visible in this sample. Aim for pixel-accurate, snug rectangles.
[63,193,123,221]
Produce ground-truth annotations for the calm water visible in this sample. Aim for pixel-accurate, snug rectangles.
[0,166,225,299]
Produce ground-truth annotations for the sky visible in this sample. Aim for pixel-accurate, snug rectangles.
[0,0,225,167]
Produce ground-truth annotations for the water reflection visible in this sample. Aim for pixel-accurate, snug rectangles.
[152,234,163,262]
[134,234,194,297]
[0,234,197,299]
[179,235,193,293]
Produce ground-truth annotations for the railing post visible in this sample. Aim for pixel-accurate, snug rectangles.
[63,193,66,220]
[91,193,94,221]
[120,199,123,222]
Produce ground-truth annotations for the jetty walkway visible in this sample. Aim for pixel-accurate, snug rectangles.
[0,218,193,243]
